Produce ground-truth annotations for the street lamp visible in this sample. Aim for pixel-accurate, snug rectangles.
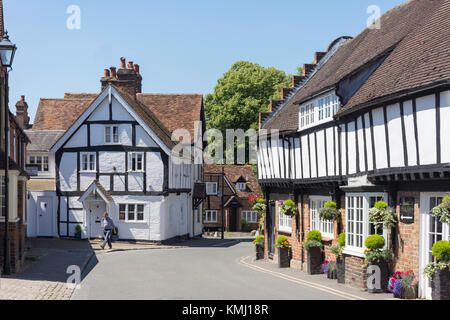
[0,30,17,275]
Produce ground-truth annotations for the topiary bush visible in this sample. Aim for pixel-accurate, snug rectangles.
[374,200,388,210]
[431,240,450,262]
[365,234,385,250]
[337,232,346,247]
[253,235,265,246]
[307,230,322,241]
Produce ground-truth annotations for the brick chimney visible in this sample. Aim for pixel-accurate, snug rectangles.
[314,52,327,64]
[292,75,305,88]
[101,57,143,98]
[303,63,315,77]
[15,95,30,129]
[281,88,294,100]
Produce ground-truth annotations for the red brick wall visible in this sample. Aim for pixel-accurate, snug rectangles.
[0,221,25,273]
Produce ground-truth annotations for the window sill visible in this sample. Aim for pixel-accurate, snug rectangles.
[343,248,365,258]
[80,171,96,173]
[278,228,292,234]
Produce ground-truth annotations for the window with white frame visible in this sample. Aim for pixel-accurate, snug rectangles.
[206,182,218,195]
[0,178,5,217]
[299,92,341,130]
[242,210,257,223]
[236,182,246,191]
[80,152,96,172]
[310,196,334,238]
[345,193,387,255]
[205,210,218,223]
[105,125,119,144]
[128,152,144,172]
[278,201,292,232]
[28,155,49,172]
[119,204,144,222]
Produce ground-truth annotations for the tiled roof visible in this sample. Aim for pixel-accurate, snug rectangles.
[204,164,262,199]
[25,130,65,152]
[263,0,446,130]
[32,98,94,131]
[32,91,203,146]
[137,93,203,144]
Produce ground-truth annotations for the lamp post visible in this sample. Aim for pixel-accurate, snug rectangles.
[0,30,17,275]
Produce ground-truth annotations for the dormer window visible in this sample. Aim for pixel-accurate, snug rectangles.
[299,92,340,130]
[105,125,119,144]
[29,155,49,172]
[236,182,246,191]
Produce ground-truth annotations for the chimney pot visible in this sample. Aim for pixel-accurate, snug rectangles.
[134,64,140,73]
[110,67,117,78]
[128,61,134,69]
[120,57,126,69]
[21,95,25,101]
[104,69,110,77]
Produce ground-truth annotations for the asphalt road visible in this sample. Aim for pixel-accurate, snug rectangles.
[72,239,343,300]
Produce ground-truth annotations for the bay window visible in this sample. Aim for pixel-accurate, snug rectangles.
[310,196,334,238]
[345,193,388,256]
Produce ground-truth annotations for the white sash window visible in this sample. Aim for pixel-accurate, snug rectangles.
[278,201,292,233]
[242,210,257,223]
[310,196,334,238]
[205,210,218,223]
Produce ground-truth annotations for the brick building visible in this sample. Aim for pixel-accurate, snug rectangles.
[0,0,30,274]
[257,0,450,300]
[203,164,262,232]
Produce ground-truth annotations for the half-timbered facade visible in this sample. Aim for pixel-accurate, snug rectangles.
[258,0,450,299]
[26,58,205,242]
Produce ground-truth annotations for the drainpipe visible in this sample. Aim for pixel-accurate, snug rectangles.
[3,70,10,275]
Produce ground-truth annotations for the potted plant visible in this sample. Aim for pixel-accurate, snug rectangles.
[250,195,266,232]
[74,224,82,239]
[368,201,397,230]
[322,260,337,279]
[318,201,340,222]
[304,230,323,275]
[431,196,450,224]
[363,235,392,293]
[252,235,265,260]
[424,240,450,300]
[111,227,119,242]
[275,235,291,268]
[241,219,249,232]
[388,270,418,299]
[330,232,346,283]
[279,200,298,217]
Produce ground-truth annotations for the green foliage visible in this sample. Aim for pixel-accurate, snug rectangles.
[304,239,323,250]
[330,245,344,260]
[424,261,450,280]
[324,201,337,208]
[365,235,385,250]
[276,235,288,245]
[337,232,346,247]
[307,230,322,241]
[318,206,340,221]
[431,197,450,224]
[205,61,291,134]
[241,219,249,232]
[431,240,450,262]
[374,201,388,210]
[363,249,392,268]
[279,200,298,216]
[253,235,264,246]
[75,224,82,234]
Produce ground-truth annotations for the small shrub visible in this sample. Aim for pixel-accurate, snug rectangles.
[431,240,450,262]
[337,232,346,247]
[307,230,322,241]
[241,219,249,232]
[365,234,385,250]
[75,224,82,234]
[374,201,388,210]
[324,201,337,208]
[277,235,288,245]
[253,235,264,246]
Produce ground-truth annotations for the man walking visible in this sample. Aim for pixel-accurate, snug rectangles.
[100,212,115,249]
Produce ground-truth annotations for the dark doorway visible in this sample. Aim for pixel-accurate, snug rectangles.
[267,201,276,258]
[229,208,237,232]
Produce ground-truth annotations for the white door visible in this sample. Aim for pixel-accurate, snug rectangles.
[419,193,450,299]
[37,197,52,237]
[89,201,106,239]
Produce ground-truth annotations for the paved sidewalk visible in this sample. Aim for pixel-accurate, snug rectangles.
[239,255,394,300]
[0,238,94,300]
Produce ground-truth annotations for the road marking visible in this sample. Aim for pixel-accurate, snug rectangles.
[237,256,368,300]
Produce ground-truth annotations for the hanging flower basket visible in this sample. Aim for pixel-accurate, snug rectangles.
[368,201,397,229]
[431,196,450,224]
[318,201,340,221]
[279,200,298,217]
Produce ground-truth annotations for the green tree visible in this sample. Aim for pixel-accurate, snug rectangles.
[205,61,291,133]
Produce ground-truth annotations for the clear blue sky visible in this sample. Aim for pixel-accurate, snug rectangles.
[4,0,406,122]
